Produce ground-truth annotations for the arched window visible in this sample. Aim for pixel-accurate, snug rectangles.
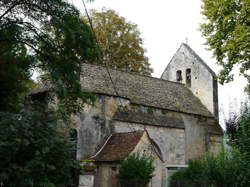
[176,70,182,82]
[186,69,191,87]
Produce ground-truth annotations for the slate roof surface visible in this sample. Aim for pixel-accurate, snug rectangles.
[81,63,213,117]
[92,131,144,162]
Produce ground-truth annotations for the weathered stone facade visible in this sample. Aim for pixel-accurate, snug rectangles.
[161,43,219,119]
[89,131,163,187]
[77,44,223,187]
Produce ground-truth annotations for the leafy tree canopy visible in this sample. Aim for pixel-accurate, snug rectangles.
[200,0,250,94]
[82,8,153,75]
[0,102,80,186]
[118,153,154,180]
[0,0,99,113]
[0,0,98,185]
[169,150,250,187]
[225,103,250,157]
[170,104,250,187]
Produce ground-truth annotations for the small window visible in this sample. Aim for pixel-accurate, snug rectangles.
[111,166,117,171]
[186,69,191,87]
[176,70,182,82]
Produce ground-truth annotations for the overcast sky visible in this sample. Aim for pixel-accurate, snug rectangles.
[71,0,248,127]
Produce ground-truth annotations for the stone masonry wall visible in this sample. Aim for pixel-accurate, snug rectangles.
[77,94,222,161]
[161,44,219,119]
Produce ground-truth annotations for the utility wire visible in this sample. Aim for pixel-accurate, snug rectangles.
[72,1,148,158]
[81,0,123,107]
[81,2,147,150]
[80,0,158,161]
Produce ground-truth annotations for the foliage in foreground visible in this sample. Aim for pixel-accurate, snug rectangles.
[83,8,153,75]
[170,106,250,187]
[0,103,80,187]
[200,0,250,94]
[169,150,250,187]
[118,153,155,181]
[226,103,250,158]
[0,0,99,115]
[0,1,98,186]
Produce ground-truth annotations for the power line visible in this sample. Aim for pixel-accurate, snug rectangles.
[81,0,123,106]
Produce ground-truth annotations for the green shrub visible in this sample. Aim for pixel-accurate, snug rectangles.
[170,105,250,187]
[0,105,80,186]
[169,150,250,187]
[118,153,155,181]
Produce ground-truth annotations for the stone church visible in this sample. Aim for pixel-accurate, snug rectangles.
[76,43,223,187]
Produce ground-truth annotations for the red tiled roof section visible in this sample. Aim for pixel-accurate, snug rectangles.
[92,131,144,162]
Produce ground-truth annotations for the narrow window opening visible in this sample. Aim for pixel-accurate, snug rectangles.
[176,70,182,82]
[70,129,77,158]
[186,69,191,87]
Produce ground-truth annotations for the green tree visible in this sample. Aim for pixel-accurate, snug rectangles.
[169,105,250,187]
[0,0,98,185]
[232,107,250,158]
[200,0,250,93]
[83,8,153,75]
[0,0,99,113]
[169,150,250,187]
[0,40,35,111]
[0,102,80,186]
[225,103,250,156]
[118,153,154,187]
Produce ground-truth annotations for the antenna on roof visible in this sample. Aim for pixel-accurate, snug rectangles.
[185,37,188,44]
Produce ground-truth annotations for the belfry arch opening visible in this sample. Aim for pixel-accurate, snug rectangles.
[186,68,191,87]
[176,70,182,82]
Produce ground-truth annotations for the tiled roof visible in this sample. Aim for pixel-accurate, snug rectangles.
[81,63,213,117]
[91,131,144,162]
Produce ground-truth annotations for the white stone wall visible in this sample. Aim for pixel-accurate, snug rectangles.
[161,44,218,118]
[113,121,186,165]
[132,132,164,187]
[210,135,223,154]
[76,94,222,187]
[79,175,94,187]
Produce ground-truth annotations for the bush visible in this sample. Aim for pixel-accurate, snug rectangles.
[170,104,250,187]
[169,150,250,187]
[118,153,154,186]
[0,104,80,186]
